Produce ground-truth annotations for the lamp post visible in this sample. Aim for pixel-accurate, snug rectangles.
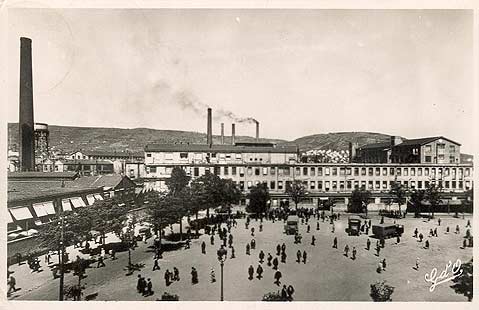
[58,215,65,301]
[217,245,227,301]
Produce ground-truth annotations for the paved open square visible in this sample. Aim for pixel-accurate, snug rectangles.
[8,210,472,301]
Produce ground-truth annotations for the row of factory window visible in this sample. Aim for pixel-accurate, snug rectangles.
[146,165,472,179]
[238,179,472,192]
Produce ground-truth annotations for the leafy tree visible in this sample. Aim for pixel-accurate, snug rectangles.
[166,167,191,196]
[220,178,242,213]
[425,183,441,219]
[389,181,407,215]
[190,173,224,220]
[38,214,82,253]
[370,281,395,302]
[90,200,129,244]
[285,180,307,210]
[450,258,473,301]
[246,183,270,217]
[348,186,371,215]
[409,189,426,218]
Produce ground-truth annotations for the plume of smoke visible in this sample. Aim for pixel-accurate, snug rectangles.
[216,108,258,124]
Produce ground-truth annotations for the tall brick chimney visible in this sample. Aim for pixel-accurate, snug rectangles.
[19,37,35,171]
[207,108,212,147]
[255,121,259,142]
[220,123,224,144]
[231,123,236,145]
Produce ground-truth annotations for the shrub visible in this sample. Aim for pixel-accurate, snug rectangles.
[370,281,395,301]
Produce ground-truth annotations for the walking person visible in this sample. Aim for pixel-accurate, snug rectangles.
[296,250,302,263]
[287,285,295,301]
[415,257,420,270]
[97,255,106,268]
[248,265,254,280]
[173,267,180,281]
[267,253,273,266]
[281,251,287,263]
[251,238,256,250]
[259,250,265,263]
[276,244,281,256]
[366,238,371,250]
[7,276,16,295]
[146,278,153,296]
[201,241,206,254]
[153,258,160,271]
[333,236,338,248]
[165,269,171,286]
[210,268,216,283]
[257,264,264,279]
[230,246,235,258]
[382,258,387,270]
[302,250,307,264]
[246,243,250,255]
[274,270,282,285]
[273,257,279,270]
[137,274,143,293]
[352,247,357,260]
[344,245,350,257]
[316,222,320,231]
[191,267,198,284]
[210,234,214,245]
[311,235,316,246]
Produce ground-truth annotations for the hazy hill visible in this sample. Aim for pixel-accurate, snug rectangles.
[7,124,473,163]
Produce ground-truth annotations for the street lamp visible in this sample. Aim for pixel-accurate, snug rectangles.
[217,245,228,301]
[58,215,65,301]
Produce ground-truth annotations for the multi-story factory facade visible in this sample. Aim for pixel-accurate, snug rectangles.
[142,109,473,207]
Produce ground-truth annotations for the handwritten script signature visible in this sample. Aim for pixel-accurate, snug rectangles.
[424,259,463,292]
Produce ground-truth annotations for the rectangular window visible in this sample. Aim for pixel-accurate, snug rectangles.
[425,168,429,176]
[375,168,380,176]
[180,152,188,159]
[332,168,337,176]
[354,181,359,189]
[465,168,470,177]
[318,167,323,176]
[459,181,463,189]
[278,181,283,190]
[318,181,323,190]
[263,167,268,175]
[332,181,337,190]
[339,181,345,190]
[150,166,157,173]
[310,181,316,190]
[459,169,463,179]
[382,168,387,176]
[418,181,422,189]
[375,181,380,189]
[445,181,450,189]
[425,145,432,152]
[361,168,366,176]
[450,156,456,163]
[165,153,173,160]
[303,167,308,176]
[410,168,415,176]
[368,181,373,190]
[368,168,373,176]
[296,167,301,175]
[450,145,456,152]
[346,167,352,176]
[284,167,291,176]
[224,167,229,175]
[247,181,253,189]
[411,181,416,189]
[270,181,276,190]
[452,181,456,189]
[347,181,352,189]
[382,181,388,190]
[325,168,330,176]
[354,167,359,176]
[310,167,316,176]
[239,181,245,190]
[361,180,366,188]
[390,168,394,175]
[425,181,430,188]
[194,167,199,176]
[247,167,253,176]
[438,154,445,161]
[425,156,432,163]
[412,148,419,155]
[211,153,217,158]
[418,168,422,176]
[235,153,242,160]
[437,143,445,150]
[325,181,330,191]
[403,168,408,176]
[270,167,275,175]
[146,153,152,157]
[396,168,401,176]
[465,181,471,190]
[231,167,237,175]
[340,168,345,176]
[255,168,260,176]
[214,167,221,175]
[225,154,231,159]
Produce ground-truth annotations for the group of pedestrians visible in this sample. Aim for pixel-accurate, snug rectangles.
[136,275,153,297]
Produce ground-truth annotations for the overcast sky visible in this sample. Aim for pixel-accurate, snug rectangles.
[7,9,474,152]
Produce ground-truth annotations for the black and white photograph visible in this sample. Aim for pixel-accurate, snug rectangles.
[2,1,476,303]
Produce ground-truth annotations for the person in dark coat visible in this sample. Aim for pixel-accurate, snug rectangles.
[259,250,265,263]
[272,257,279,270]
[281,243,286,253]
[256,264,264,279]
[153,258,160,271]
[230,246,236,258]
[137,274,143,293]
[287,285,295,301]
[210,235,214,245]
[246,243,251,255]
[296,250,301,263]
[165,269,171,286]
[267,253,273,266]
[146,278,153,296]
[366,238,371,250]
[302,250,307,264]
[311,235,316,246]
[281,285,288,300]
[248,265,254,280]
[281,251,287,263]
[276,244,281,256]
[191,267,198,284]
[201,241,206,254]
[316,222,320,230]
[274,270,282,285]
[333,236,338,248]
[173,267,180,281]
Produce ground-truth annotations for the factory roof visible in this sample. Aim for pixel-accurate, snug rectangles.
[83,150,144,158]
[144,143,299,153]
[396,136,461,147]
[359,142,391,150]
[65,174,135,190]
[59,159,114,165]
[8,171,79,180]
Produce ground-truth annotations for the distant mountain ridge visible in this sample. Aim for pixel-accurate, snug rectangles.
[7,123,473,163]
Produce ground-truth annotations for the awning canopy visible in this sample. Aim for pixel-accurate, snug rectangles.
[62,199,72,212]
[33,203,49,217]
[7,211,14,223]
[86,195,95,205]
[9,206,33,220]
[43,201,56,215]
[71,197,86,208]
[94,194,104,201]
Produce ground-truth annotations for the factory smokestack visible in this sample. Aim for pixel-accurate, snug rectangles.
[220,123,224,144]
[207,108,212,147]
[255,121,259,142]
[231,123,236,145]
[19,37,35,171]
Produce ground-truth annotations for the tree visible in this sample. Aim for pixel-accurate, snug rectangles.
[246,183,270,217]
[348,186,371,215]
[219,178,242,214]
[409,189,426,218]
[90,200,129,244]
[190,173,224,220]
[450,258,473,301]
[285,180,307,210]
[166,167,191,196]
[389,181,407,215]
[370,281,395,302]
[425,183,441,219]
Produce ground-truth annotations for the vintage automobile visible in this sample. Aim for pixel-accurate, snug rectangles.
[284,215,299,235]
[346,216,362,236]
[372,224,404,239]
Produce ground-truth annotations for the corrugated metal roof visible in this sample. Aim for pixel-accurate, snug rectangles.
[144,143,298,153]
[359,142,391,150]
[65,174,126,189]
[84,150,143,157]
[7,181,102,203]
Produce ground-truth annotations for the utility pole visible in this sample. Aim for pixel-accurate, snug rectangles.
[59,215,65,301]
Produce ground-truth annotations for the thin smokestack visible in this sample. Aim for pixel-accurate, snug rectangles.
[19,37,35,171]
[255,121,259,142]
[231,123,236,145]
[220,123,224,145]
[207,108,212,147]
